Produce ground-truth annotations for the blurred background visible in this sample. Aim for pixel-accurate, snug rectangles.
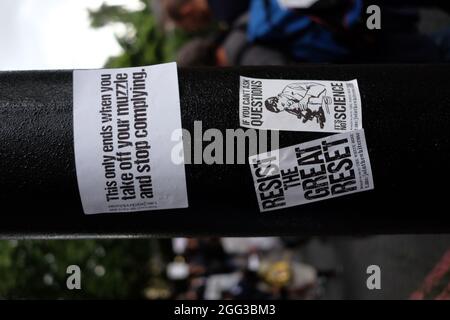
[0,0,450,299]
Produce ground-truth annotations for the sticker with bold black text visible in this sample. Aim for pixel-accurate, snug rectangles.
[240,76,362,132]
[249,129,373,212]
[73,62,188,214]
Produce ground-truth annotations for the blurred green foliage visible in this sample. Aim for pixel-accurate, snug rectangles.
[0,239,171,299]
[89,0,190,68]
[0,0,185,299]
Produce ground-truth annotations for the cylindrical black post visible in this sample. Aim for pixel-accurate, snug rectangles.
[0,65,449,238]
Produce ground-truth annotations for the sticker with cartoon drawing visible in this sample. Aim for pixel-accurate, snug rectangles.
[239,76,362,133]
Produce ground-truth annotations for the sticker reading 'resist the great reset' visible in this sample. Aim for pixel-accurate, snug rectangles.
[73,62,188,215]
[240,76,362,132]
[249,130,374,212]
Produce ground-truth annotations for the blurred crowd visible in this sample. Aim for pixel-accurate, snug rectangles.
[159,0,450,66]
[154,0,450,300]
[153,0,450,300]
[166,237,336,300]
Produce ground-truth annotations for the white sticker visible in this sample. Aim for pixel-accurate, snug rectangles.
[249,129,374,212]
[73,62,188,215]
[240,76,362,132]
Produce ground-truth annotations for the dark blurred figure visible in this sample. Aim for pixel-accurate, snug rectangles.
[184,238,234,276]
[176,37,218,66]
[177,15,290,67]
[231,270,273,300]
[171,0,450,65]
[247,0,363,62]
[221,14,290,65]
[247,0,450,63]
[163,0,250,31]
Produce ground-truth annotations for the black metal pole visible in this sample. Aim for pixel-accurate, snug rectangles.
[1,64,449,238]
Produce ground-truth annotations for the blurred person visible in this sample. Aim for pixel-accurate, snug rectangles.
[231,269,273,300]
[261,260,318,299]
[247,0,365,63]
[181,276,207,300]
[176,16,290,67]
[200,237,234,275]
[176,37,218,66]
[176,35,289,67]
[166,255,190,298]
[183,238,234,276]
[167,255,190,281]
[163,0,250,31]
[247,0,447,63]
[220,14,291,66]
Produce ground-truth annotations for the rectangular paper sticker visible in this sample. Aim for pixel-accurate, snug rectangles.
[240,76,362,132]
[249,130,373,212]
[73,62,188,214]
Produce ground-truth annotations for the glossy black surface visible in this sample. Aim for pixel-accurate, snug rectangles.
[0,65,449,237]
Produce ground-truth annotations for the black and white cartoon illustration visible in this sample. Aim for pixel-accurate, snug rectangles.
[264,82,332,129]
